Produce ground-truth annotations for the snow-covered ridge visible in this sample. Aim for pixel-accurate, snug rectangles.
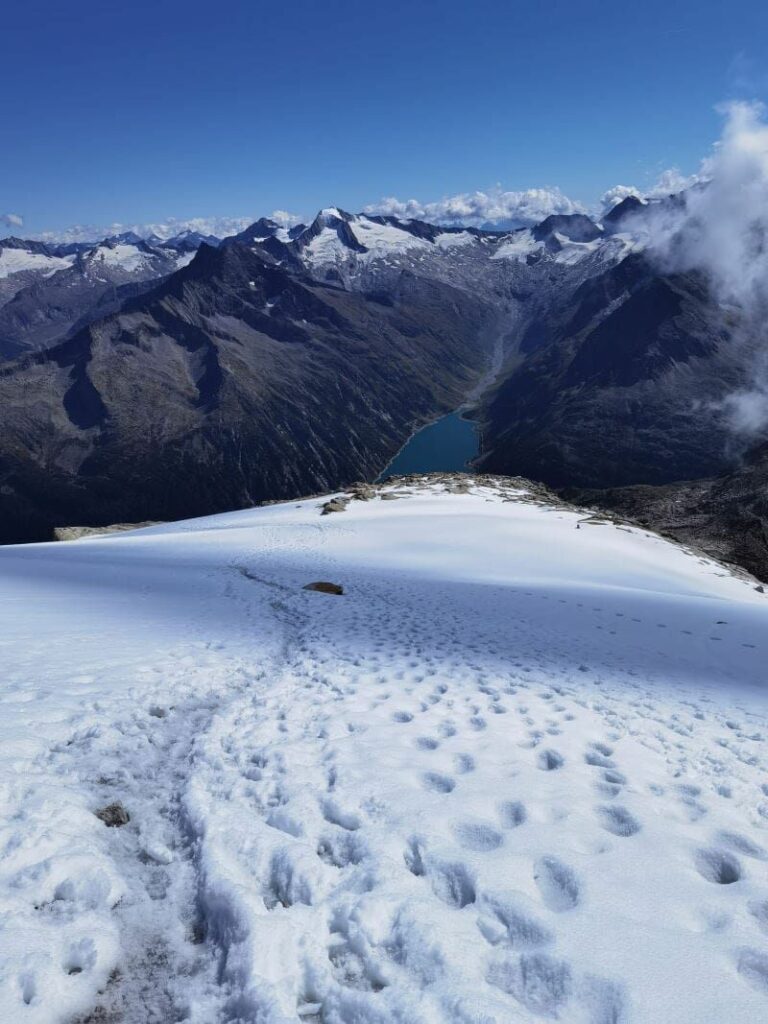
[292,206,646,273]
[1,477,766,1022]
[88,242,155,273]
[300,210,435,265]
[0,237,193,297]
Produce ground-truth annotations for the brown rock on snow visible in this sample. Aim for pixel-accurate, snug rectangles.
[303,581,344,595]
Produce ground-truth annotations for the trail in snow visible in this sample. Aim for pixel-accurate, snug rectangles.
[1,479,767,1023]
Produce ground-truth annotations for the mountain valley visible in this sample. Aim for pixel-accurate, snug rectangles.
[1,198,766,578]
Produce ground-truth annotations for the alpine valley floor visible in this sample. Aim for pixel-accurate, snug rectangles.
[1,476,768,1024]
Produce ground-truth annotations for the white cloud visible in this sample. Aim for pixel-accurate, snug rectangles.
[269,210,303,227]
[600,185,642,213]
[600,168,707,215]
[644,101,768,438]
[35,215,258,244]
[650,101,768,309]
[34,211,306,245]
[143,216,255,240]
[364,186,586,229]
[645,167,706,198]
[1,213,24,229]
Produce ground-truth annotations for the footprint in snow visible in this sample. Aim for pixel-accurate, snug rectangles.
[63,938,97,978]
[748,899,768,934]
[534,855,581,911]
[716,830,768,860]
[453,820,504,852]
[316,831,366,868]
[736,949,768,994]
[477,892,554,948]
[421,771,455,794]
[695,847,743,884]
[537,749,564,771]
[585,749,616,769]
[320,799,361,831]
[428,858,476,907]
[454,753,475,774]
[498,800,527,829]
[596,805,641,837]
[487,952,572,1016]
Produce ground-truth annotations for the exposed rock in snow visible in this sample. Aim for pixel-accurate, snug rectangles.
[303,581,344,595]
[95,802,131,828]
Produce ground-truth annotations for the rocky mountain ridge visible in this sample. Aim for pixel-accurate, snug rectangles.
[0,235,196,356]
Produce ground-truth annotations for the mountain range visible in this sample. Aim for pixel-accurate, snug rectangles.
[1,198,766,579]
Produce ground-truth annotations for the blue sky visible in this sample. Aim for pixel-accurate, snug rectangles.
[3,0,768,235]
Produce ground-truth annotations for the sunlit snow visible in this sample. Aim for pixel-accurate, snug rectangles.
[0,248,73,280]
[1,479,766,1023]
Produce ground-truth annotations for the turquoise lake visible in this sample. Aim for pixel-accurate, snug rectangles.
[378,412,479,480]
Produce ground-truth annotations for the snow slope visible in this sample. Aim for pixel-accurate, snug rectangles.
[0,248,73,280]
[84,243,194,280]
[303,214,432,266]
[1,478,767,1023]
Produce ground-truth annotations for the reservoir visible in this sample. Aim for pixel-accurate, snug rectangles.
[377,411,479,481]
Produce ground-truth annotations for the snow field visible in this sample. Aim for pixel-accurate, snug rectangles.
[0,481,767,1022]
[0,248,73,280]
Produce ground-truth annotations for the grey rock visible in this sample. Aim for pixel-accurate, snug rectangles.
[96,802,130,827]
[321,498,348,514]
[54,522,160,541]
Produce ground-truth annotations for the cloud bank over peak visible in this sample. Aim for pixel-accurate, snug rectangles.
[366,168,708,230]
[642,101,768,437]
[32,212,303,245]
[364,186,586,230]
[22,172,707,245]
[600,169,707,214]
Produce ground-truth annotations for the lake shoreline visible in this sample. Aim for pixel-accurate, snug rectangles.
[375,325,506,482]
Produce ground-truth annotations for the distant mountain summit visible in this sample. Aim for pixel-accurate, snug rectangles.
[531,213,603,243]
[0,236,193,358]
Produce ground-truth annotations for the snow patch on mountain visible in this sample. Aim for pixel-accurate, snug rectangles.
[490,229,544,262]
[302,212,433,265]
[349,217,431,254]
[80,242,193,283]
[0,247,73,280]
[89,243,154,273]
[434,230,478,249]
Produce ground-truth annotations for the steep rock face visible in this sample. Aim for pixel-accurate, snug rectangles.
[531,213,603,243]
[602,195,647,231]
[0,242,496,541]
[475,254,743,488]
[0,236,56,256]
